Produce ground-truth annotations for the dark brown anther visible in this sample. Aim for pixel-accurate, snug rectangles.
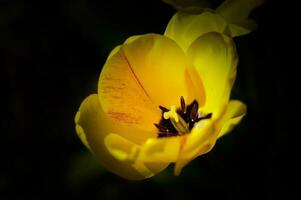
[195,113,212,122]
[158,132,177,137]
[158,133,168,138]
[190,101,198,122]
[188,122,194,130]
[154,123,169,133]
[201,113,212,120]
[159,105,169,112]
[180,96,186,113]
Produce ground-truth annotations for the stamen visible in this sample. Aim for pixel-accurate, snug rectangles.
[154,123,169,133]
[190,101,198,122]
[158,133,175,138]
[158,133,167,138]
[159,105,169,112]
[163,106,179,122]
[180,96,186,113]
[195,113,212,122]
[155,97,213,137]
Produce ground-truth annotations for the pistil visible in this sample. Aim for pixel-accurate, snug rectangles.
[163,106,189,134]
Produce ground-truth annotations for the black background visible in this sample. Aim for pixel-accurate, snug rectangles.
[1,0,289,199]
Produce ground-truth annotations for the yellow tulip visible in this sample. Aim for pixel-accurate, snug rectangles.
[74,0,261,180]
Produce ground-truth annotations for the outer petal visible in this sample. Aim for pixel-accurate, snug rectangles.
[218,100,247,138]
[106,35,143,61]
[186,32,238,114]
[75,112,92,151]
[164,10,228,51]
[227,19,257,37]
[98,34,196,132]
[217,0,265,36]
[75,94,161,180]
[217,0,265,23]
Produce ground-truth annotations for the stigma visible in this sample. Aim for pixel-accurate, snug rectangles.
[163,106,189,134]
[154,97,212,138]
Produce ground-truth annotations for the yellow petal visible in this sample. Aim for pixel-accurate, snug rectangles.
[104,133,161,178]
[141,136,181,163]
[75,94,159,180]
[217,0,265,23]
[75,112,92,151]
[185,66,206,107]
[98,34,193,131]
[104,133,180,178]
[216,0,265,36]
[105,133,181,164]
[101,34,161,132]
[120,33,192,107]
[218,100,247,138]
[107,35,143,60]
[186,32,238,114]
[164,10,228,51]
[227,19,257,37]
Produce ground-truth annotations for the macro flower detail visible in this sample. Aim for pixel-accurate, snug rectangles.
[155,97,212,138]
[75,0,261,180]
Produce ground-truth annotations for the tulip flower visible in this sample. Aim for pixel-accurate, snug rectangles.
[75,0,261,180]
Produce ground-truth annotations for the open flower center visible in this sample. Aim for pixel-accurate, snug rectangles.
[154,96,212,137]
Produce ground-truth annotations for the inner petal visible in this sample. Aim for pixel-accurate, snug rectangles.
[98,48,160,132]
[120,34,190,108]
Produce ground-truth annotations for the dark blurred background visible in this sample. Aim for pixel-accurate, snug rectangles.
[1,0,289,199]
